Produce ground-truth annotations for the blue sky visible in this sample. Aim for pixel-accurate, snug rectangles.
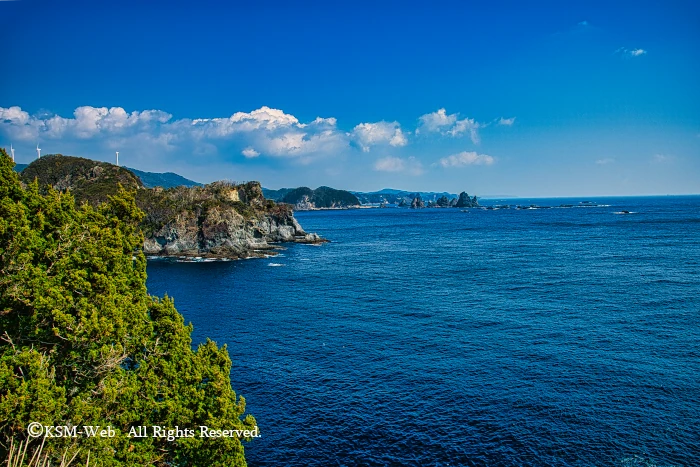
[1,0,699,196]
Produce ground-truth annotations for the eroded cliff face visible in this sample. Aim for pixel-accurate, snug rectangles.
[137,181,324,259]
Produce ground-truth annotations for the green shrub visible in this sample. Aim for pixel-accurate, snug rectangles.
[0,149,256,466]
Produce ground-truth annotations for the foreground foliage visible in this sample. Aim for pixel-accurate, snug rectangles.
[0,149,256,466]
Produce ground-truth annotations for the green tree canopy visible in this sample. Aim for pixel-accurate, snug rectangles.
[0,148,256,466]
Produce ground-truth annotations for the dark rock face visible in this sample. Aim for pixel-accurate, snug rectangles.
[436,195,450,207]
[455,192,479,208]
[410,196,425,209]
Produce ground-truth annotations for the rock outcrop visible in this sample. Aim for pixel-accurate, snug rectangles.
[137,181,325,259]
[410,195,425,209]
[455,192,479,208]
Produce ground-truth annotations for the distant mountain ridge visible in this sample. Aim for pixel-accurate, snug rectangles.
[262,187,295,200]
[125,167,202,189]
[280,186,361,210]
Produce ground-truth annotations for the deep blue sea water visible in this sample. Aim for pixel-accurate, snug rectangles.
[146,196,700,467]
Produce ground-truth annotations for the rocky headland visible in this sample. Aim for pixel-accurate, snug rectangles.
[19,154,325,260]
[269,186,361,210]
[138,181,324,259]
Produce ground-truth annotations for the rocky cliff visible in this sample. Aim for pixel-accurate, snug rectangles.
[137,181,324,259]
[20,155,325,259]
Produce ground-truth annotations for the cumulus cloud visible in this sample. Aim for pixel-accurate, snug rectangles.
[438,151,495,167]
[242,147,260,158]
[1,105,516,175]
[0,106,30,125]
[0,105,173,142]
[417,108,483,144]
[418,108,456,132]
[351,121,407,152]
[0,105,349,161]
[616,47,647,58]
[374,156,423,175]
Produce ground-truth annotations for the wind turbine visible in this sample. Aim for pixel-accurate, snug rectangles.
[36,144,41,159]
[116,151,119,166]
[10,144,15,162]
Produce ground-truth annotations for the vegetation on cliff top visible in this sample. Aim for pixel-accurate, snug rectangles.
[0,149,256,466]
[20,154,142,206]
[135,180,283,238]
[18,155,289,240]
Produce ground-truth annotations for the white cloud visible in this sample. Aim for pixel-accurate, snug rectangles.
[351,121,407,152]
[228,106,299,131]
[449,118,481,142]
[417,108,484,144]
[0,105,507,172]
[309,117,337,126]
[498,117,516,126]
[0,106,30,125]
[418,108,457,132]
[616,47,647,58]
[596,158,615,165]
[242,147,260,158]
[190,106,302,139]
[438,151,495,167]
[0,105,347,161]
[374,156,423,175]
[0,105,173,141]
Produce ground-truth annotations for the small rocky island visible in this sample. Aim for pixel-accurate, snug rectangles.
[20,154,325,260]
[408,191,479,209]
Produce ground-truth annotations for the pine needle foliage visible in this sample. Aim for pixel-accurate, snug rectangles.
[0,149,256,466]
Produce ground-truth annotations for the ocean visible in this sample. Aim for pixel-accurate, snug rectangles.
[146,196,700,467]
